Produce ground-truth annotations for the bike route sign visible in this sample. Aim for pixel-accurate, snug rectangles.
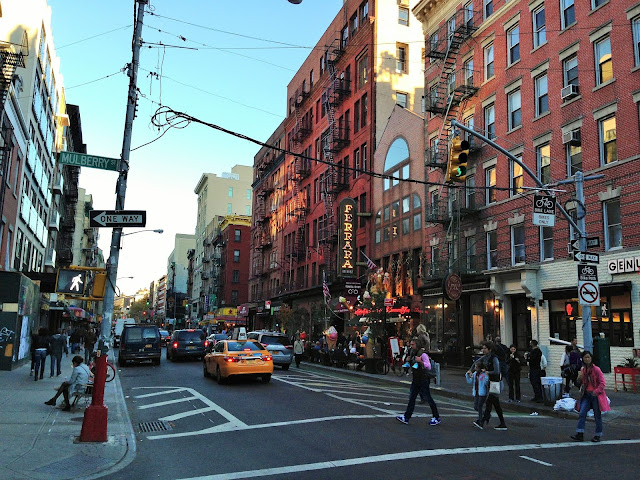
[533,195,556,227]
[577,264,599,306]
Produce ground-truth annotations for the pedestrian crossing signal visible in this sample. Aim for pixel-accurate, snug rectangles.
[56,269,87,295]
[565,301,578,317]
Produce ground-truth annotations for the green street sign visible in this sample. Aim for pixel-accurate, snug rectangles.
[58,151,120,171]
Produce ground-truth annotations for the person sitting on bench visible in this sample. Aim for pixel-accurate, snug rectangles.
[44,355,92,411]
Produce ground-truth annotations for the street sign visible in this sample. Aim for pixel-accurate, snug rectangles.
[532,195,556,226]
[577,264,599,306]
[58,151,119,171]
[89,210,146,228]
[572,251,600,264]
[569,237,601,251]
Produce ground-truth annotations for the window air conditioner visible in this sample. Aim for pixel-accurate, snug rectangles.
[562,130,581,146]
[560,84,579,100]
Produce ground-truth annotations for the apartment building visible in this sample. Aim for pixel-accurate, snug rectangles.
[413,0,640,369]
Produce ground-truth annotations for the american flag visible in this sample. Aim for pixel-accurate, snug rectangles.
[361,251,377,270]
[322,272,330,301]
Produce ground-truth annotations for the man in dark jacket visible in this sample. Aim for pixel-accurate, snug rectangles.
[527,339,544,403]
[32,328,50,381]
[507,344,522,402]
[49,329,68,377]
[495,336,510,385]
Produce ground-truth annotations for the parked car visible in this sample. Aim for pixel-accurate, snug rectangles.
[118,324,161,367]
[159,329,171,346]
[167,329,207,361]
[205,333,229,353]
[113,318,136,347]
[203,339,273,383]
[246,331,293,370]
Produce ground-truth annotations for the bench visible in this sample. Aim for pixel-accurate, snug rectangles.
[613,367,640,393]
[71,384,94,408]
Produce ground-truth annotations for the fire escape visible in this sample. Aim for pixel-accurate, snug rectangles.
[57,166,79,265]
[318,38,350,280]
[423,7,483,281]
[252,152,277,301]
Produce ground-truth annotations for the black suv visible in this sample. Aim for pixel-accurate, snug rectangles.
[167,329,207,361]
[118,324,161,366]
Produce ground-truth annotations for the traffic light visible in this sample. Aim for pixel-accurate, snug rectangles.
[142,311,147,316]
[56,269,87,295]
[446,136,470,183]
[91,272,107,298]
[565,301,578,317]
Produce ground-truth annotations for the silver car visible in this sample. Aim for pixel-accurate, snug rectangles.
[247,331,293,370]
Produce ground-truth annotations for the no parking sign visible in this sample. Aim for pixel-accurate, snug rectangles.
[577,264,599,306]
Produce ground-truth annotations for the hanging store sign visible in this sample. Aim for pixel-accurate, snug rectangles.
[338,198,357,278]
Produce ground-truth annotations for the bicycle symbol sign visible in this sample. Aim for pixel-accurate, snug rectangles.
[533,195,556,227]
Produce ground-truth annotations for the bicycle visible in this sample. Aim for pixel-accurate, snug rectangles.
[88,354,116,382]
[373,347,405,376]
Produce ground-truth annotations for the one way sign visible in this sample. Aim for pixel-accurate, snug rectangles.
[89,210,147,228]
[569,237,600,251]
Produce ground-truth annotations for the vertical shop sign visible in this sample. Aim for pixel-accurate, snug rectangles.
[338,198,357,278]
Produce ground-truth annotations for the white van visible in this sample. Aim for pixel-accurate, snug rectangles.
[113,318,136,347]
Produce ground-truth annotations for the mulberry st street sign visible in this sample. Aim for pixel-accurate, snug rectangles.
[58,151,120,171]
[89,210,146,228]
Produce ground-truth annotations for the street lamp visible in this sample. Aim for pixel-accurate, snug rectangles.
[121,229,163,237]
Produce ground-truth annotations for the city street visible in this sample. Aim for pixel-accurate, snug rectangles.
[104,356,640,480]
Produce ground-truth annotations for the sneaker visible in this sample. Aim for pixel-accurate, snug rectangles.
[61,406,71,412]
[494,424,508,431]
[472,420,484,429]
[570,433,584,442]
[412,363,419,369]
[396,415,408,424]
[516,400,521,403]
[402,362,411,368]
[591,436,601,443]
[429,417,441,426]
[44,399,56,406]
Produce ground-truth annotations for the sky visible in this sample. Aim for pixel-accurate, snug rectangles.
[47,0,344,296]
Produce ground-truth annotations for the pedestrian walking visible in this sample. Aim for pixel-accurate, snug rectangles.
[526,339,544,403]
[494,336,510,386]
[84,327,97,364]
[396,339,441,426]
[507,344,522,402]
[32,327,50,381]
[294,336,304,368]
[44,356,92,411]
[471,341,507,430]
[49,329,68,377]
[465,362,489,424]
[70,328,82,354]
[571,351,609,442]
[416,323,430,351]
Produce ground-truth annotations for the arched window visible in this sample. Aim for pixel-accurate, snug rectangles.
[384,137,409,172]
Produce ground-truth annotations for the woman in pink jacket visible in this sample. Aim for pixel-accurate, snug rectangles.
[571,350,610,442]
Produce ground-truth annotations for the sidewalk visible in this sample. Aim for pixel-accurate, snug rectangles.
[301,361,640,421]
[0,358,135,480]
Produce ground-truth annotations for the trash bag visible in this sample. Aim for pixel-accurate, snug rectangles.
[553,397,577,412]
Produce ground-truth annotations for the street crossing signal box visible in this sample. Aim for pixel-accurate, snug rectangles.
[55,269,87,295]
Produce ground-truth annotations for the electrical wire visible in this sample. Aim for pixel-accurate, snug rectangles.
[65,68,126,89]
[56,25,132,49]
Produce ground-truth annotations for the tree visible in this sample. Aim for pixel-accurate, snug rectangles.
[128,295,150,322]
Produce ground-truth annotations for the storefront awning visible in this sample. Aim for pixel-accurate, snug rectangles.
[542,281,631,300]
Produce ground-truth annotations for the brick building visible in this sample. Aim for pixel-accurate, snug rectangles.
[413,0,640,370]
[249,1,426,334]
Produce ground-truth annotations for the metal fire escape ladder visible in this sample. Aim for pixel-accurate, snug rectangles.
[291,98,308,262]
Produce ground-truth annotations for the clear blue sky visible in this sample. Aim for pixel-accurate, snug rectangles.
[48,0,344,295]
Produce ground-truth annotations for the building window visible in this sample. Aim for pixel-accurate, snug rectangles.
[232,270,240,283]
[359,193,367,227]
[604,199,622,250]
[360,1,369,21]
[384,205,390,221]
[233,250,240,262]
[350,13,358,36]
[354,100,360,133]
[508,89,521,130]
[245,205,251,216]
[595,36,613,85]
[533,6,546,48]
[375,229,381,243]
[507,24,520,64]
[535,73,549,116]
[486,166,496,204]
[561,0,576,30]
[484,43,494,79]
[362,143,367,172]
[383,178,390,191]
[465,176,476,208]
[341,24,349,48]
[228,187,233,197]
[487,230,497,269]
[231,290,238,306]
[354,148,360,178]
[396,44,408,73]
[464,58,474,87]
[511,158,523,196]
[592,0,606,9]
[599,116,617,165]
[402,196,410,213]
[537,144,551,184]
[361,93,367,128]
[402,218,410,234]
[464,2,474,28]
[396,91,408,108]
[234,229,241,242]
[541,226,554,260]
[563,55,579,88]
[227,203,232,214]
[383,227,390,241]
[402,164,409,179]
[484,103,495,140]
[484,0,493,19]
[413,213,421,231]
[357,53,368,89]
[633,16,640,67]
[398,6,409,26]
[567,140,582,176]
[512,224,525,265]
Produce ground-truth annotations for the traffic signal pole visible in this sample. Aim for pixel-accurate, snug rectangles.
[450,120,601,355]
[80,0,147,443]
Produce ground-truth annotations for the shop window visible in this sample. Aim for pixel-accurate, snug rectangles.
[591,292,633,346]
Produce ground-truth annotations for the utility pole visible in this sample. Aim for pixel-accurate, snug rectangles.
[450,120,601,356]
[81,0,147,443]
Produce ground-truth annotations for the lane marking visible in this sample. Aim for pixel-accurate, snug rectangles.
[520,455,553,466]
[176,439,640,480]
[161,407,218,422]
[133,388,186,398]
[138,396,198,409]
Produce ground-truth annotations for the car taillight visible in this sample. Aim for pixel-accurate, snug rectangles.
[204,340,209,347]
[172,342,179,349]
[286,345,293,350]
[262,355,272,361]
[223,356,239,363]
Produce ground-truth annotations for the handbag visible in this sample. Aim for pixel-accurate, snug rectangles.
[489,380,501,395]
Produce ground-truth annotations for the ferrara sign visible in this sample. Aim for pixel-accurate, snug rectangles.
[339,198,357,278]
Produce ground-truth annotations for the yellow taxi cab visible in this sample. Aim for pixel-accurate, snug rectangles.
[203,339,273,384]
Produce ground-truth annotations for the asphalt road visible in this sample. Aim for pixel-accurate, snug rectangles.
[103,352,640,480]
